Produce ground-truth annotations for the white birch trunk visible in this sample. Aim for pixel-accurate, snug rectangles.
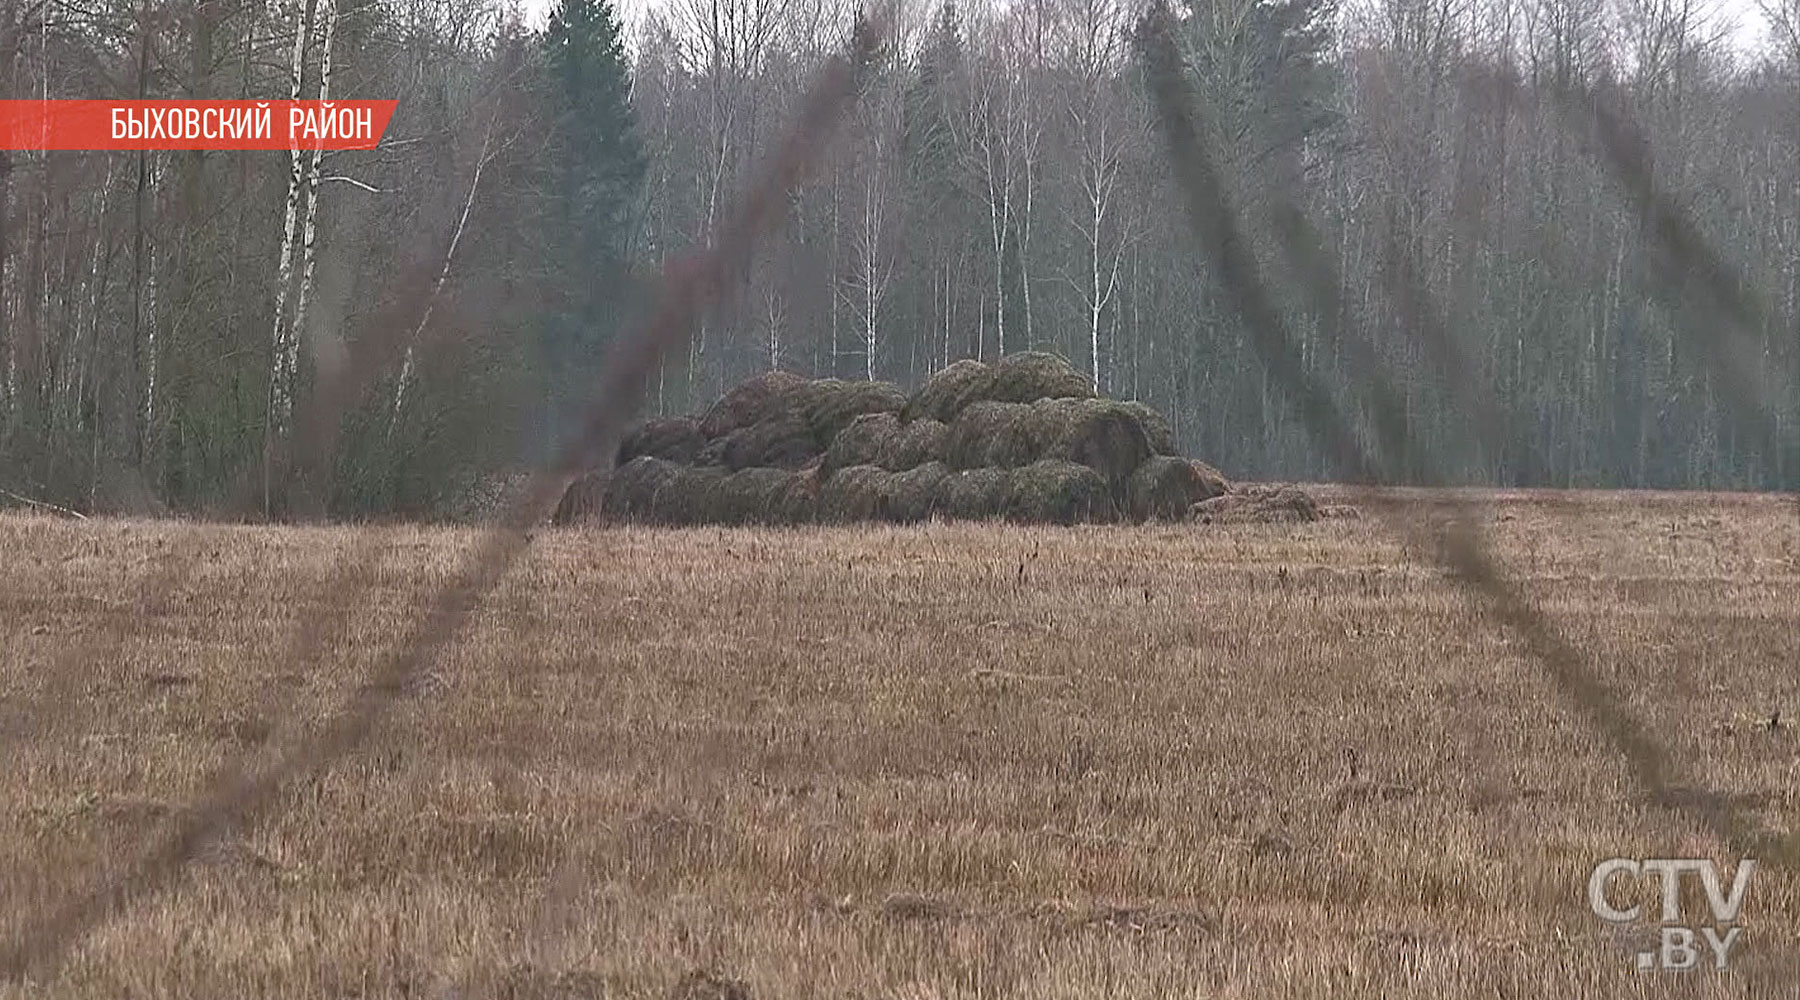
[144,208,157,438]
[836,147,889,383]
[267,0,314,449]
[290,0,337,401]
[863,172,879,380]
[767,289,782,370]
[1012,72,1038,350]
[392,112,496,426]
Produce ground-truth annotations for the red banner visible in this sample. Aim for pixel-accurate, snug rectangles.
[0,100,398,150]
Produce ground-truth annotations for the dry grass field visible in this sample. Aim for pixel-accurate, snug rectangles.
[2,489,1797,998]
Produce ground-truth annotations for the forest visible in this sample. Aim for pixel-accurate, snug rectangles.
[0,0,1797,518]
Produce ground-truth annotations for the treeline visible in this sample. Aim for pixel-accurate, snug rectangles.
[1,0,1797,518]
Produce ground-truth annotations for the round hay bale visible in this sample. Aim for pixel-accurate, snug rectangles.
[817,464,893,523]
[943,401,1044,470]
[1190,484,1321,524]
[603,456,682,522]
[937,467,1010,520]
[1190,460,1230,500]
[793,378,845,426]
[987,352,1097,404]
[1031,397,1153,495]
[694,435,730,467]
[903,359,996,423]
[553,471,610,524]
[1118,401,1176,456]
[698,370,811,438]
[771,466,822,525]
[1126,456,1213,522]
[655,465,727,524]
[822,412,901,479]
[722,412,820,471]
[617,417,706,466]
[717,467,793,525]
[801,379,907,444]
[887,462,951,522]
[1004,460,1116,525]
[878,418,948,471]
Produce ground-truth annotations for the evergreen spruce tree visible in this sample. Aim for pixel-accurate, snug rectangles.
[899,0,973,365]
[537,0,646,453]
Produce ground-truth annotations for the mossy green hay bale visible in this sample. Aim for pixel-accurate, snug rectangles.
[944,401,1043,469]
[987,351,1097,404]
[802,379,907,444]
[721,412,820,470]
[717,467,793,525]
[656,465,727,524]
[903,359,996,423]
[772,466,822,525]
[617,417,706,466]
[937,467,1010,520]
[1031,397,1153,495]
[818,464,893,523]
[694,436,729,467]
[822,412,901,479]
[878,418,948,471]
[1126,455,1217,522]
[1005,460,1116,525]
[1118,400,1176,455]
[603,456,682,522]
[793,378,846,428]
[887,462,951,522]
[698,370,811,438]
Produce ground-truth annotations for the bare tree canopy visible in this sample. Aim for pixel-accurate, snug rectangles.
[0,0,1797,518]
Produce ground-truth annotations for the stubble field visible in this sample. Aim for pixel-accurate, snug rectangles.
[1,488,1797,998]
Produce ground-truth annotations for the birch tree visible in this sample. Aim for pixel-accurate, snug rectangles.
[264,0,316,511]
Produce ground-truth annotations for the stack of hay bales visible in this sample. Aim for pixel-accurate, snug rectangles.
[553,351,1262,527]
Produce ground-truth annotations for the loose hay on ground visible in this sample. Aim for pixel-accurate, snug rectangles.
[1191,484,1322,524]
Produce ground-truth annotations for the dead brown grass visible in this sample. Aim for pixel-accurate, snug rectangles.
[1,489,1797,997]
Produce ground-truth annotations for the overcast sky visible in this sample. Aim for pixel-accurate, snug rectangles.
[516,0,1783,65]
